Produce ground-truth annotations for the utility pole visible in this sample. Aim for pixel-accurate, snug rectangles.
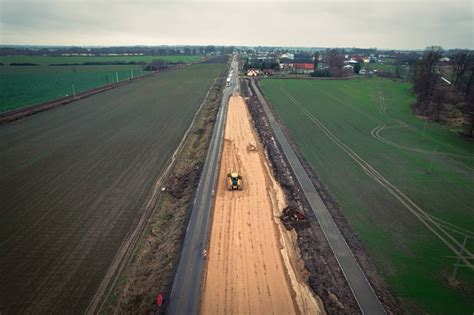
[116,72,119,83]
[421,120,428,141]
[451,235,468,281]
[72,84,76,98]
[427,146,437,174]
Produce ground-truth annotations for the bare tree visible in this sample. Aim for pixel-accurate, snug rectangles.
[463,60,474,137]
[451,50,470,86]
[325,49,345,77]
[411,46,443,114]
[394,61,402,78]
[432,85,447,122]
[449,50,474,137]
[147,59,168,71]
[313,51,320,70]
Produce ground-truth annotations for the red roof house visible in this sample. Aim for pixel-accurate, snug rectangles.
[294,63,314,73]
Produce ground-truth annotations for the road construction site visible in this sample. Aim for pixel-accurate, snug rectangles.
[200,95,323,314]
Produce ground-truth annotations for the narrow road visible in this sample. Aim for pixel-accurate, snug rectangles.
[167,57,239,314]
[250,79,386,315]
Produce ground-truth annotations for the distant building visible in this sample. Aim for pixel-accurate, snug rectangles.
[368,56,378,63]
[279,56,294,71]
[263,69,274,76]
[279,53,294,60]
[294,63,314,74]
[293,53,313,64]
[247,69,258,77]
[350,55,364,63]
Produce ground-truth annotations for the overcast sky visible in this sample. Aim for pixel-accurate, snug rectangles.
[0,0,472,49]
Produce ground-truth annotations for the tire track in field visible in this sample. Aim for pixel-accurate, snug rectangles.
[370,91,474,171]
[299,79,473,169]
[279,80,474,269]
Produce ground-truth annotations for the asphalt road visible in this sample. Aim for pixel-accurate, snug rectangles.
[250,79,386,315]
[167,57,239,314]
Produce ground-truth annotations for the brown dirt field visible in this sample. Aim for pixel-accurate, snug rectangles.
[200,96,322,314]
[0,64,223,313]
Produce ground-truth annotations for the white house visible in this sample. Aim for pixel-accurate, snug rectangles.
[247,69,259,77]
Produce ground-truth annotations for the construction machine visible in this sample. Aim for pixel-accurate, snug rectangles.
[226,172,243,190]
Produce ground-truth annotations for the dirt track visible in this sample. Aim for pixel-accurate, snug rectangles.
[201,96,321,314]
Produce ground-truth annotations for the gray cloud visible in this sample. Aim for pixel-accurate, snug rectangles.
[0,0,472,49]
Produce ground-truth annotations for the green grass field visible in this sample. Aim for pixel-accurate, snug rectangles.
[0,55,202,66]
[363,63,397,72]
[0,55,204,112]
[0,65,151,112]
[261,78,474,314]
[362,63,410,78]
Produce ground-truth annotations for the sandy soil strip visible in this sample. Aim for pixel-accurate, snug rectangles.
[200,96,322,314]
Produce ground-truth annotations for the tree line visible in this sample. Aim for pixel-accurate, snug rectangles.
[0,45,234,57]
[411,47,473,137]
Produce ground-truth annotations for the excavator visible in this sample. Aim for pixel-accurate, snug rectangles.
[226,171,243,190]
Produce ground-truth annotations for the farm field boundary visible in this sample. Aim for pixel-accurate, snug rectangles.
[0,64,188,124]
[0,59,208,124]
[0,55,203,66]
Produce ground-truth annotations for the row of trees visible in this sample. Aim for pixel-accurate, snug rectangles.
[0,45,234,57]
[312,49,347,77]
[412,47,473,137]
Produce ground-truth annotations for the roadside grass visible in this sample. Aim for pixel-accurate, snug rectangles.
[0,55,202,66]
[261,77,474,314]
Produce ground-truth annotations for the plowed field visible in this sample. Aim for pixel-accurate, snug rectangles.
[0,63,224,313]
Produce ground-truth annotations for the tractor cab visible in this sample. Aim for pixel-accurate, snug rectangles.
[227,172,243,190]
